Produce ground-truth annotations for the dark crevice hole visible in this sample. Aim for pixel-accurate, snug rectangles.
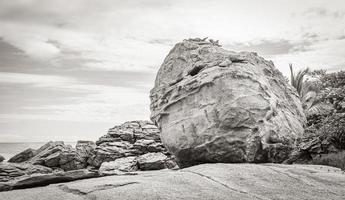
[188,66,204,76]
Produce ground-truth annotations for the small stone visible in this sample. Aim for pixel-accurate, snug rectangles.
[99,156,138,175]
[137,153,167,170]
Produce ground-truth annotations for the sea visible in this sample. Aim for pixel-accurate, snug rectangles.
[0,142,77,161]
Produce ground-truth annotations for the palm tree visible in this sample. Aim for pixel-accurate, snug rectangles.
[289,64,331,116]
[289,63,310,96]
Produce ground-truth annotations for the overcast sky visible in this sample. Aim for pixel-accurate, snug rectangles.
[0,0,345,142]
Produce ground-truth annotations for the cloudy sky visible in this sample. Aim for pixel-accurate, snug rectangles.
[0,0,344,142]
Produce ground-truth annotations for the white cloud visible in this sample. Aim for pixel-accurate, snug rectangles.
[1,0,345,74]
[270,39,345,75]
[0,72,150,123]
[0,72,77,86]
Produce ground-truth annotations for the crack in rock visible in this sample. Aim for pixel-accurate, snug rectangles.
[58,185,88,196]
[265,166,307,184]
[58,182,139,198]
[184,171,267,200]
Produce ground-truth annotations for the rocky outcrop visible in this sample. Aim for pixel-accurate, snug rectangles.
[1,121,176,190]
[99,152,175,175]
[8,148,36,163]
[0,163,52,182]
[0,155,4,163]
[88,120,175,168]
[8,141,95,171]
[31,141,94,171]
[1,164,344,200]
[150,39,306,168]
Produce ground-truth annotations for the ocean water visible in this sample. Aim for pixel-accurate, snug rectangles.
[0,142,76,161]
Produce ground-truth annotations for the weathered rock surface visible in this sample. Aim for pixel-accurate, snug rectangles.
[99,152,176,175]
[150,39,306,167]
[88,120,175,168]
[0,164,344,200]
[0,163,52,182]
[8,148,36,163]
[99,156,138,175]
[137,152,168,170]
[0,169,99,192]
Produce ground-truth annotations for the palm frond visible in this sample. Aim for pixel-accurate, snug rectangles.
[289,64,310,96]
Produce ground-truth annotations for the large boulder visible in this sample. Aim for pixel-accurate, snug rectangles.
[150,38,306,167]
[88,120,175,168]
[0,155,4,162]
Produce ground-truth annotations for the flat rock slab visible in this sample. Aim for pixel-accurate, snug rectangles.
[1,163,344,200]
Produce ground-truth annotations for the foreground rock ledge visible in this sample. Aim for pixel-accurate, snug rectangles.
[0,164,344,200]
[150,39,306,167]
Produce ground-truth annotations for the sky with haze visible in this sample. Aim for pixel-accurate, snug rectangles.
[0,0,345,142]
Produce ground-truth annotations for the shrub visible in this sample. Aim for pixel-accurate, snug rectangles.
[320,70,345,88]
[311,151,345,170]
[318,114,345,150]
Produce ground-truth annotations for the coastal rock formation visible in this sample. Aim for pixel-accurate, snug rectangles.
[0,163,52,182]
[150,39,306,167]
[8,141,95,171]
[29,141,95,171]
[99,152,175,175]
[1,164,344,200]
[88,120,175,168]
[8,148,36,163]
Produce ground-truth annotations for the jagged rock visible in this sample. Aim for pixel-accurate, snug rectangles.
[8,141,94,171]
[28,141,67,166]
[137,152,168,170]
[132,139,166,154]
[89,141,134,168]
[1,164,345,199]
[89,120,176,168]
[8,148,36,163]
[150,39,306,168]
[74,140,95,166]
[99,156,138,175]
[0,169,99,192]
[0,163,52,182]
[76,141,95,155]
[0,155,4,162]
